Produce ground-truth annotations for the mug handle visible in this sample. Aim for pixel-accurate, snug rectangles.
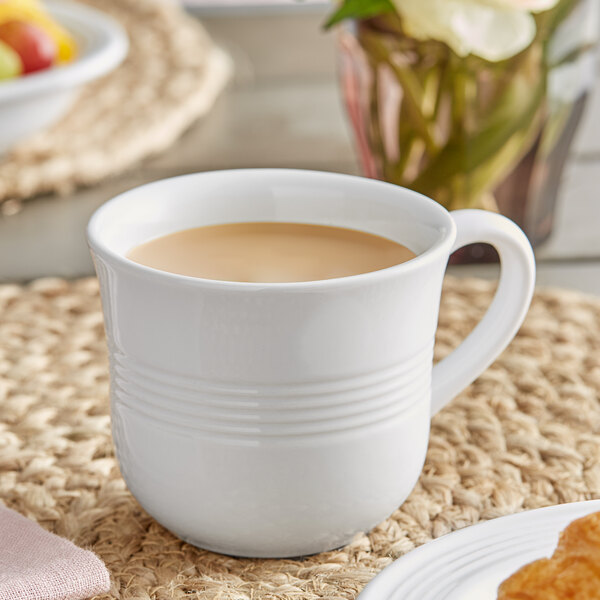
[431,209,536,415]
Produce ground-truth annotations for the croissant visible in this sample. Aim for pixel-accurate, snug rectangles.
[498,511,600,599]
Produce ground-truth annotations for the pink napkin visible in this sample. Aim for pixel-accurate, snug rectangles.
[0,505,110,600]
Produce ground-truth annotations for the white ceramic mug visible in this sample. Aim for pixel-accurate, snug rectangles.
[88,169,535,558]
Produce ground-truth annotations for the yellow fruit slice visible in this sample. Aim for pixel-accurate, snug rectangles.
[0,0,77,63]
[0,38,23,79]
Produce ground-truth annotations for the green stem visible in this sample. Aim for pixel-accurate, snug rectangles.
[411,68,546,195]
[432,55,450,123]
[391,135,415,182]
[358,28,439,155]
[548,43,597,70]
[451,60,467,132]
[366,57,388,178]
[465,108,545,206]
[537,0,578,40]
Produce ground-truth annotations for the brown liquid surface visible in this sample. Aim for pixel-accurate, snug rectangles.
[128,222,416,283]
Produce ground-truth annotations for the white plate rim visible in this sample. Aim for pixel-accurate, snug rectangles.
[0,0,128,104]
[359,499,600,600]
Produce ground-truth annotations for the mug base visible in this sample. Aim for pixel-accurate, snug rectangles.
[177,532,358,559]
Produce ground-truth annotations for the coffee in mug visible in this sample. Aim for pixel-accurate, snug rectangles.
[127,222,416,283]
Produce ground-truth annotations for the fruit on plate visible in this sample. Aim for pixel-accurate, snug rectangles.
[0,0,77,62]
[0,39,21,79]
[0,0,76,81]
[0,20,55,73]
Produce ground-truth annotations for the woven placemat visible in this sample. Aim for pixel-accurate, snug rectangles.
[0,276,599,599]
[0,0,231,209]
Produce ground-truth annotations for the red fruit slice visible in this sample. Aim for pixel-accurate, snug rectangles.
[0,20,56,74]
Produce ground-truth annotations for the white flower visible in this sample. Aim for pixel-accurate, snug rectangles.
[392,0,560,61]
[481,0,558,11]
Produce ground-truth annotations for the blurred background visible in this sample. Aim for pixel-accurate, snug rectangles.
[0,0,598,293]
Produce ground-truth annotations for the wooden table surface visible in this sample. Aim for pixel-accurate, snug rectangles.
[0,8,599,293]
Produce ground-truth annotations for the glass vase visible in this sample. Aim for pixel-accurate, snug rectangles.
[338,0,597,262]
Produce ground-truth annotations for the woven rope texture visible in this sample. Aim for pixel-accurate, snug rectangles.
[0,277,599,599]
[0,0,231,208]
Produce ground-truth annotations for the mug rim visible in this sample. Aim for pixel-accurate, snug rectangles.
[87,168,456,291]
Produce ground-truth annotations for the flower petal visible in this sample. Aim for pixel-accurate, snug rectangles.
[394,0,537,61]
[481,0,560,13]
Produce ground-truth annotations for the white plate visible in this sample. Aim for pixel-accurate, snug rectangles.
[0,0,128,153]
[359,500,600,600]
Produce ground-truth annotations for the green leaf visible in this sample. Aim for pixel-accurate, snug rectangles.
[324,0,396,29]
